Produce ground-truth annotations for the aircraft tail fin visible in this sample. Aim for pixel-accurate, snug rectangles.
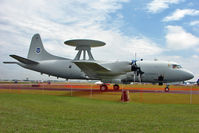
[10,55,39,65]
[27,34,66,61]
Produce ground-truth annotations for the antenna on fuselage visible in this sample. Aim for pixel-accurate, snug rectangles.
[64,39,105,60]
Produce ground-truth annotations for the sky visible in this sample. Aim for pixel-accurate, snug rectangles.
[0,0,199,81]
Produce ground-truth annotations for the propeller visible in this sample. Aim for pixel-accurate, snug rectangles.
[130,53,144,83]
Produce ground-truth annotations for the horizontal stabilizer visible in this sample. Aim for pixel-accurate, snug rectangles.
[10,55,39,65]
[3,62,18,64]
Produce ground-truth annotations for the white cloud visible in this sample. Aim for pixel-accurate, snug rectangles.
[0,0,129,54]
[165,25,199,50]
[163,9,199,22]
[147,0,180,13]
[195,48,199,52]
[91,32,163,61]
[190,20,199,26]
[123,36,163,57]
[192,55,199,59]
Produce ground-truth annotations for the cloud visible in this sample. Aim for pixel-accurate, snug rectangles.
[192,55,199,59]
[190,20,199,26]
[91,31,163,61]
[122,36,163,58]
[165,25,199,50]
[147,0,180,13]
[163,9,199,22]
[195,48,199,52]
[0,0,129,57]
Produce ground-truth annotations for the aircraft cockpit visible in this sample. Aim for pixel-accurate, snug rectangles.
[169,64,182,69]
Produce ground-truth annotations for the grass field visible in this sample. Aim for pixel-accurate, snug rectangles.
[0,93,199,133]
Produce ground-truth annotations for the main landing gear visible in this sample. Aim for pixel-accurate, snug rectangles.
[100,84,120,91]
[113,84,119,91]
[100,84,108,91]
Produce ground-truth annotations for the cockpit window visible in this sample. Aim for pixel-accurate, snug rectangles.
[171,64,182,69]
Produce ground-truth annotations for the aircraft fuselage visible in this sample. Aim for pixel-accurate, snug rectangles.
[18,59,193,84]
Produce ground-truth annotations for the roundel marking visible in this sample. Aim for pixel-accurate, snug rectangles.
[36,48,41,53]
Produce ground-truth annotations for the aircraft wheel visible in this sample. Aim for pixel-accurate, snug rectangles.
[165,86,169,92]
[113,84,119,91]
[100,84,108,91]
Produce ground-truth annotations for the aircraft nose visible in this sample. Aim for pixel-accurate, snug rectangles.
[184,70,194,80]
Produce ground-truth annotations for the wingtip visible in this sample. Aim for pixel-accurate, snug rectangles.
[9,54,15,57]
[9,55,18,58]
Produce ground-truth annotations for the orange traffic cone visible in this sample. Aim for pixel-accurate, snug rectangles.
[121,90,130,102]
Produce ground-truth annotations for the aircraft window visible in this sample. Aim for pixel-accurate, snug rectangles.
[172,64,182,69]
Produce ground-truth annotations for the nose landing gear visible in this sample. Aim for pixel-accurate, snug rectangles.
[100,84,108,91]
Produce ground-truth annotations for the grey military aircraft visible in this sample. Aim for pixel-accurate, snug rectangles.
[4,34,194,91]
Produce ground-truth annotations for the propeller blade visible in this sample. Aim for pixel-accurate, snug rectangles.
[134,72,136,82]
[138,74,141,83]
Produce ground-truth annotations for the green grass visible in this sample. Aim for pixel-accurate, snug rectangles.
[0,93,199,133]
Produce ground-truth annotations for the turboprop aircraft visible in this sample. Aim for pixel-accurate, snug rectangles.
[4,34,194,91]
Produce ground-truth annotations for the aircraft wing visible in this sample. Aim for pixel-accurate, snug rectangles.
[73,61,111,79]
